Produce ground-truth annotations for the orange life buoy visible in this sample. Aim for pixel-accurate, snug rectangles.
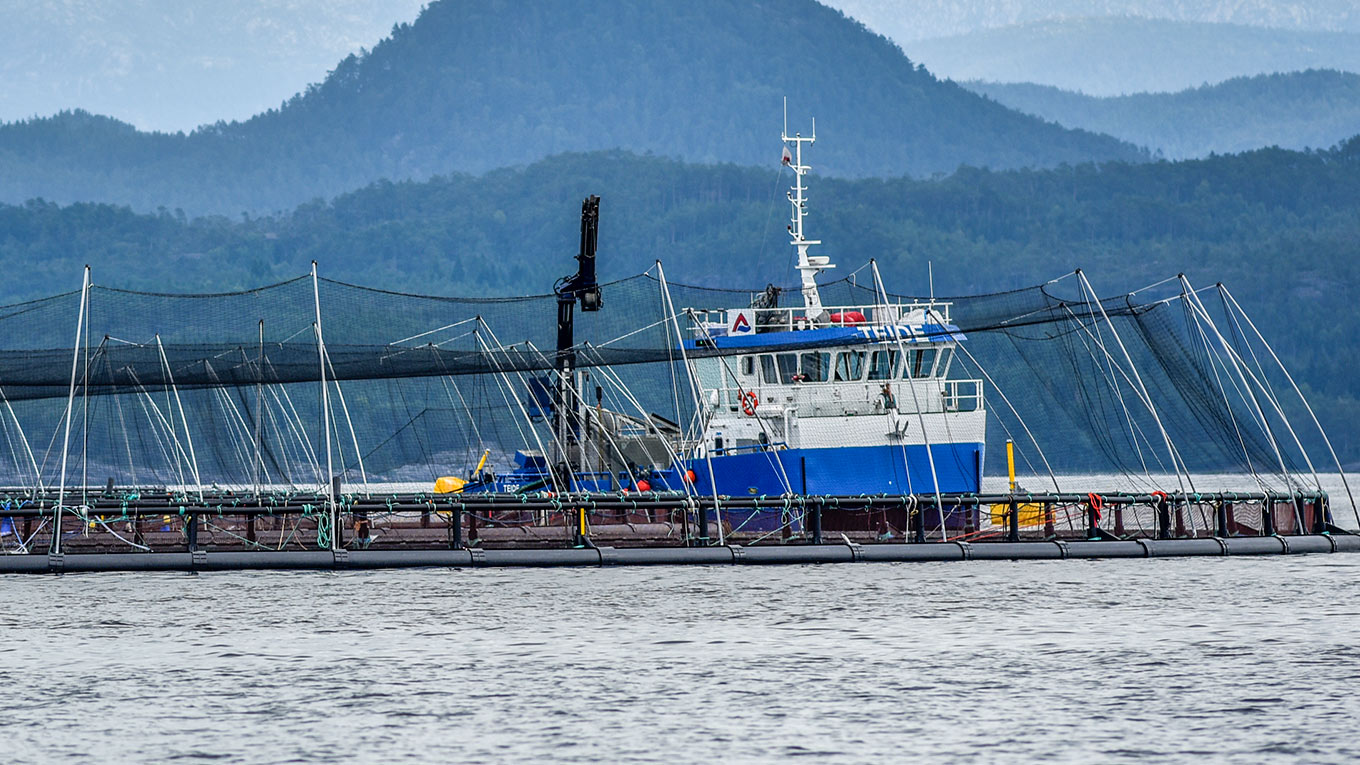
[740,390,759,416]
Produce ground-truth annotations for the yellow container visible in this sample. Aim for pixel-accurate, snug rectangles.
[988,503,1047,527]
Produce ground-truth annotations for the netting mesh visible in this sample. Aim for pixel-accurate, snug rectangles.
[0,265,1339,502]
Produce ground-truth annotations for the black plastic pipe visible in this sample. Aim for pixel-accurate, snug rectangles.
[4,534,1355,574]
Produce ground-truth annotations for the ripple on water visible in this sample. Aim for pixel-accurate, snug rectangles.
[0,557,1357,764]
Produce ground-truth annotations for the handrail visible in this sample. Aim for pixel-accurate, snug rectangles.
[691,301,955,335]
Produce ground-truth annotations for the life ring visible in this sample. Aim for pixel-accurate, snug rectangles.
[740,390,759,416]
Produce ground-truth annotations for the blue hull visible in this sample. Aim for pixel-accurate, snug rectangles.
[687,443,984,532]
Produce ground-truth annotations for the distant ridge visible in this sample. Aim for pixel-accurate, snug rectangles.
[966,70,1360,159]
[909,17,1360,96]
[826,0,1360,42]
[0,0,1142,215]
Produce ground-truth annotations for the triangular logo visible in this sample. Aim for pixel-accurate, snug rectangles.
[732,313,751,333]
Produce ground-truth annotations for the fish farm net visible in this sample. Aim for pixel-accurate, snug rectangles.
[0,259,1352,554]
[0,266,1342,498]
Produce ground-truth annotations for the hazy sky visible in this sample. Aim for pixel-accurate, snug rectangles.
[2,0,1357,131]
[0,0,427,131]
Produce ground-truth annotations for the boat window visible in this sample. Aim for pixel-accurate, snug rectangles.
[760,355,779,384]
[741,356,754,377]
[799,352,830,383]
[834,351,865,381]
[905,347,938,379]
[774,353,799,384]
[867,349,898,381]
[936,347,953,377]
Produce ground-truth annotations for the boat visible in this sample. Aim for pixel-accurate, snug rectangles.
[674,115,985,531]
[442,111,986,533]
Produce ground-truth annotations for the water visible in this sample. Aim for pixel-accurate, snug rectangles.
[3,556,1359,763]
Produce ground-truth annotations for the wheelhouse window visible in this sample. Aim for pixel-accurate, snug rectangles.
[905,347,938,379]
[762,353,800,384]
[799,352,830,382]
[935,347,953,377]
[741,356,754,377]
[867,349,898,381]
[833,351,865,381]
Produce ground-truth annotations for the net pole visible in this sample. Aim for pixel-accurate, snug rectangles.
[156,335,203,502]
[871,261,946,541]
[323,349,370,497]
[1077,271,1191,496]
[1216,284,1333,495]
[81,289,90,509]
[1178,285,1269,495]
[581,344,697,500]
[473,322,564,497]
[1177,286,1295,523]
[312,262,337,551]
[0,387,43,494]
[657,261,723,546]
[1211,290,1322,506]
[255,320,263,499]
[1179,281,1314,526]
[1219,285,1356,525]
[52,265,90,555]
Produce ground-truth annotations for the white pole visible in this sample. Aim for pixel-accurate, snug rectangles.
[871,260,947,540]
[156,335,203,502]
[657,262,725,545]
[323,348,370,496]
[0,387,43,494]
[1077,270,1191,495]
[255,320,263,497]
[1219,285,1356,523]
[53,265,90,554]
[312,262,337,550]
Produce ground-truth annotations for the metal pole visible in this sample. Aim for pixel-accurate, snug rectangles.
[1079,271,1190,495]
[870,261,947,540]
[312,262,337,551]
[156,335,203,503]
[52,265,90,555]
[255,319,263,498]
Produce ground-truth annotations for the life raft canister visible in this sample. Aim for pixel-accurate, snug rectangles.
[829,310,867,325]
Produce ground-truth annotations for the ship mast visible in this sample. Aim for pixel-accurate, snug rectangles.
[782,98,833,319]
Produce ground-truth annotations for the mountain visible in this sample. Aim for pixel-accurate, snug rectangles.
[825,0,1360,42]
[0,0,1143,216]
[965,70,1360,159]
[0,0,427,133]
[907,17,1360,96]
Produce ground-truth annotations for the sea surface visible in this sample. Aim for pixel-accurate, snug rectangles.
[3,555,1359,764]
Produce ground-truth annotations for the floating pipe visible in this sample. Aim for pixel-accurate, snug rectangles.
[8,534,1356,574]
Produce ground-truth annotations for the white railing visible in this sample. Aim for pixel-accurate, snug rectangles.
[703,377,984,417]
[943,380,983,413]
[692,301,953,337]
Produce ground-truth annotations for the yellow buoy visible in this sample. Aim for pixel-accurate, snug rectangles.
[434,476,468,494]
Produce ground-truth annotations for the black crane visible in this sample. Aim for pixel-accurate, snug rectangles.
[552,195,602,476]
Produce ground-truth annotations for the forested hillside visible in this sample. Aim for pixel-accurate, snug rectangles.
[5,140,1358,450]
[0,0,1142,217]
[967,70,1360,159]
[910,18,1360,95]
